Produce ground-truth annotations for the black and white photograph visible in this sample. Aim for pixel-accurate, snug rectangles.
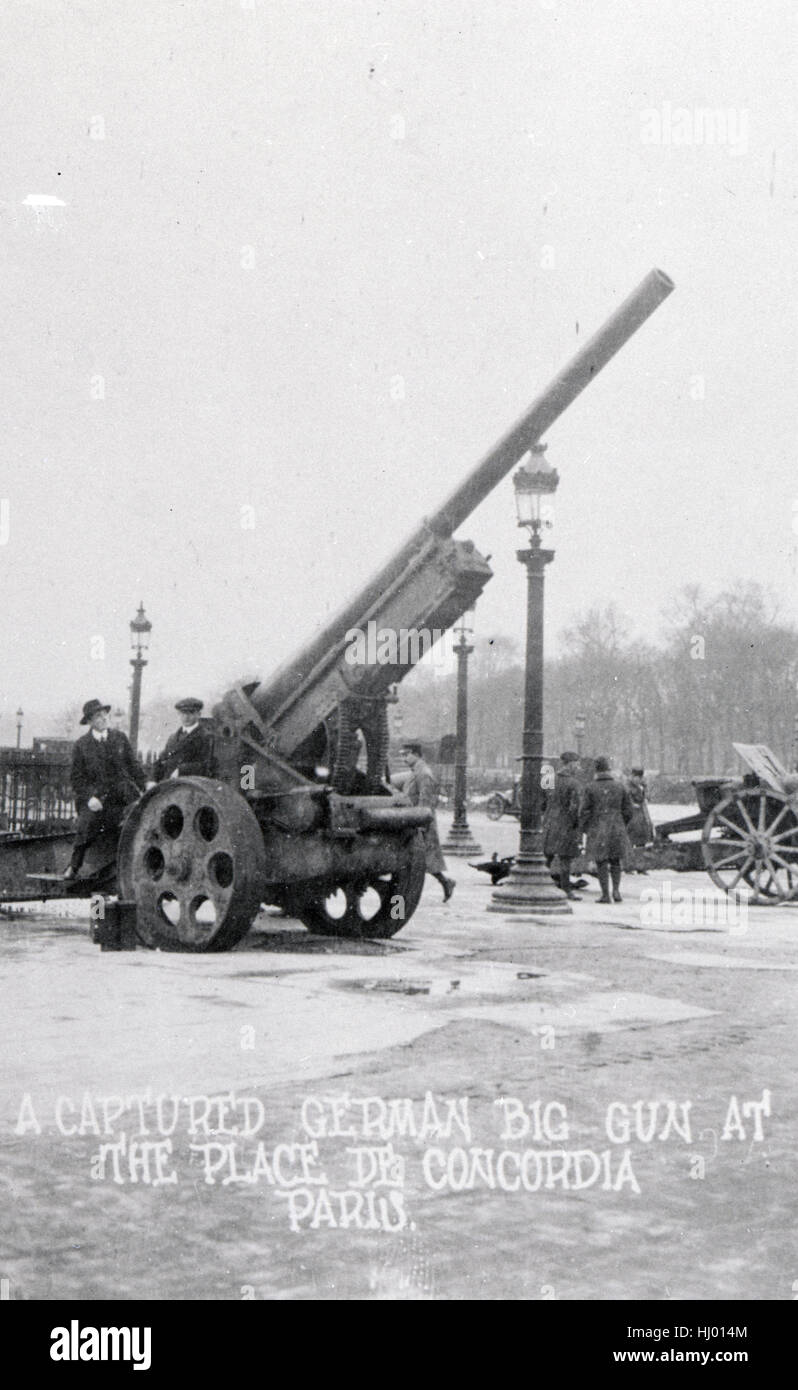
[1,0,796,1336]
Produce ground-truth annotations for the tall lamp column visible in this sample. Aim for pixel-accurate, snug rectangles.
[490,445,571,916]
[128,602,152,756]
[574,712,586,759]
[443,609,482,856]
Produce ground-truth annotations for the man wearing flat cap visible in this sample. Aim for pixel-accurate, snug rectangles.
[64,699,146,878]
[153,698,217,782]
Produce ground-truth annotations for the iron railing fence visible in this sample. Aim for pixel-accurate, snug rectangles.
[0,747,158,834]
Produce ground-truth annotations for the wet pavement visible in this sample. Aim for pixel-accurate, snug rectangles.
[1,811,796,1301]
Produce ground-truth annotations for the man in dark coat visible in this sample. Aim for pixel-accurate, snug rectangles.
[395,742,455,903]
[153,698,217,782]
[579,756,634,903]
[626,766,654,871]
[626,767,653,842]
[542,750,582,899]
[64,699,146,878]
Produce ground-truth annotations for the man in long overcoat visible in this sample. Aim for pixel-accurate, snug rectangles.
[395,742,455,902]
[153,698,217,781]
[542,750,582,899]
[626,767,653,843]
[64,698,146,878]
[579,756,634,903]
[625,766,654,871]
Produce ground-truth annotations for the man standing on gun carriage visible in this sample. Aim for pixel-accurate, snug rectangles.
[151,697,217,782]
[63,699,146,879]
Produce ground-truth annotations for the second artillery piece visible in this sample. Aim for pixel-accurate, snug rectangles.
[655,743,798,903]
[115,269,674,949]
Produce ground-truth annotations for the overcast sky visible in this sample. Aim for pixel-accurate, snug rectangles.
[2,0,796,738]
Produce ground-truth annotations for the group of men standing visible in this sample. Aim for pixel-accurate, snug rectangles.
[543,753,653,904]
[62,696,652,915]
[64,696,216,878]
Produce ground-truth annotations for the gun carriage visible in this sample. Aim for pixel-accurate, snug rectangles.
[2,270,674,947]
[656,744,798,903]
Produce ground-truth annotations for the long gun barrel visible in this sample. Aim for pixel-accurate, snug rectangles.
[425,267,674,537]
[236,269,674,747]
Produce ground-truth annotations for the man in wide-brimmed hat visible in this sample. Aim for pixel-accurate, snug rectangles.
[64,699,146,878]
[152,698,217,782]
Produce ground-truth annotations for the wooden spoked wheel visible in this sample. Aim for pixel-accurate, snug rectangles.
[117,779,266,950]
[292,834,427,939]
[702,788,798,905]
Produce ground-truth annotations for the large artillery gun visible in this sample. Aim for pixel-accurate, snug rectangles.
[110,269,674,949]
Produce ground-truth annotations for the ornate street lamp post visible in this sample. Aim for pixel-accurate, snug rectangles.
[128,602,152,756]
[15,708,23,749]
[490,445,571,916]
[443,609,482,856]
[574,712,586,759]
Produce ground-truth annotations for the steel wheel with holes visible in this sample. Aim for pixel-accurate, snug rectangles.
[702,788,798,904]
[117,779,267,950]
[291,834,427,939]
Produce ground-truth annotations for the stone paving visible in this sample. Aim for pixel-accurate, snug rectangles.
[1,811,796,1301]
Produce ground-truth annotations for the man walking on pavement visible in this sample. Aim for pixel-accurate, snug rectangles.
[580,755,634,903]
[396,742,455,903]
[152,698,217,782]
[542,750,583,899]
[64,699,146,878]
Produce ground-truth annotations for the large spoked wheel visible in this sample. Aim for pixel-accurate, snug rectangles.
[702,788,798,905]
[292,834,427,940]
[486,794,506,822]
[117,779,267,950]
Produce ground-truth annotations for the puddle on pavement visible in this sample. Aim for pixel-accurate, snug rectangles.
[341,977,456,996]
[230,969,302,980]
[242,929,407,957]
[338,968,545,998]
[188,995,256,1006]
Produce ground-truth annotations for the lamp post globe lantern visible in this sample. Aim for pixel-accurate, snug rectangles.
[443,606,482,856]
[489,444,571,916]
[128,602,152,755]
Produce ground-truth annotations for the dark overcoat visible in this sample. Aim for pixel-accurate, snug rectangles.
[542,770,581,859]
[579,772,633,862]
[71,729,146,812]
[154,721,218,781]
[403,758,446,875]
[626,775,654,846]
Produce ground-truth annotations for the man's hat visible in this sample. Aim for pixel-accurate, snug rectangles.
[559,750,579,763]
[80,699,111,725]
[175,697,204,714]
